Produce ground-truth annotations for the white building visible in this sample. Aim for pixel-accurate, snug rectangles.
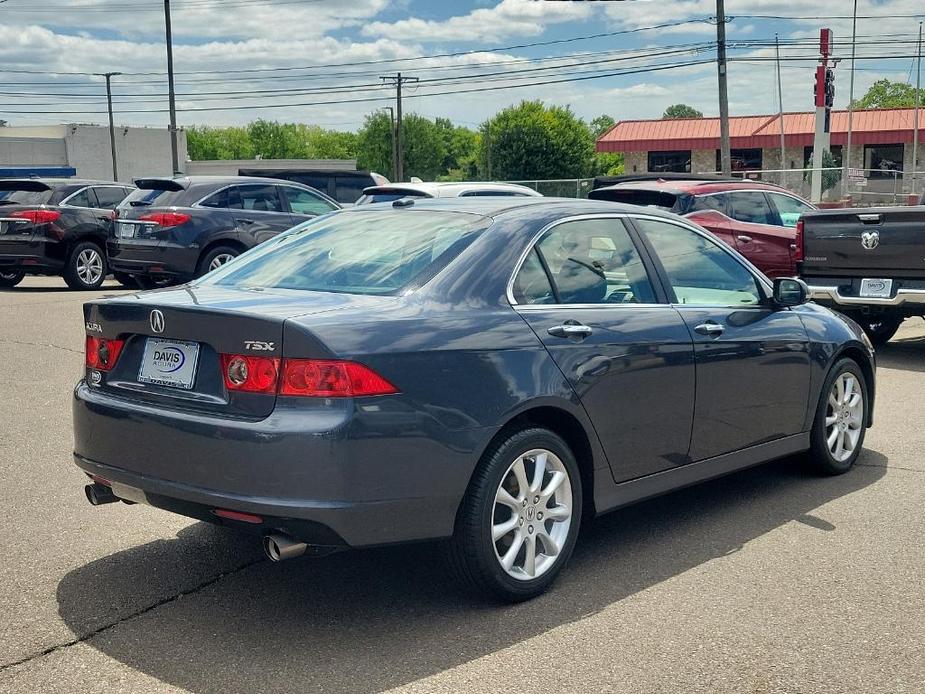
[0,123,187,183]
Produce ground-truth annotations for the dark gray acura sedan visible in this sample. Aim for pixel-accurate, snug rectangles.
[74,198,875,601]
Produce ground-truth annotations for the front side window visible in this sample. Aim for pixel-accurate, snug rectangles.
[282,186,337,216]
[517,218,656,305]
[636,218,762,306]
[726,192,776,226]
[767,193,813,228]
[237,185,283,213]
[204,210,489,295]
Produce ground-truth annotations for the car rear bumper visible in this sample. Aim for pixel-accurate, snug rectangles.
[807,283,925,308]
[73,381,492,547]
[107,240,194,279]
[0,248,64,273]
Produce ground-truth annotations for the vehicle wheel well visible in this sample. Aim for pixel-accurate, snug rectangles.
[66,236,105,256]
[477,407,596,519]
[197,239,247,268]
[832,346,874,424]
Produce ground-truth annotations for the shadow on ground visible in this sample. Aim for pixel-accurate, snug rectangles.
[56,451,887,694]
[877,333,925,373]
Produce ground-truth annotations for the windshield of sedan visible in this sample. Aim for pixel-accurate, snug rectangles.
[203,209,490,295]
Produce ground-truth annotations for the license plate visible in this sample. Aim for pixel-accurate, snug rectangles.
[859,278,892,299]
[138,338,200,389]
[117,222,137,238]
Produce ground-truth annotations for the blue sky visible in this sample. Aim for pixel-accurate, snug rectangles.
[0,0,922,130]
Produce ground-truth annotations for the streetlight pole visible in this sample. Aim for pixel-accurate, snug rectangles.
[716,0,731,176]
[844,0,858,196]
[164,0,179,174]
[380,106,397,182]
[95,72,122,181]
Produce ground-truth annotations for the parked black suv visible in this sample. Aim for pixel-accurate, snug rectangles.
[239,169,384,204]
[0,178,134,289]
[109,176,340,287]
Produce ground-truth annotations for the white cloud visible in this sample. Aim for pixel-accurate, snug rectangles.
[608,83,671,97]
[362,0,593,43]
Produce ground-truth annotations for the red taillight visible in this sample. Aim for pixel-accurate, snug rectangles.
[280,359,398,397]
[9,209,61,224]
[212,508,263,524]
[85,336,125,372]
[792,218,805,263]
[138,212,190,228]
[220,354,280,394]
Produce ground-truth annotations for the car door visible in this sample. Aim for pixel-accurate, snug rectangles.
[684,193,738,249]
[724,191,795,278]
[280,185,339,223]
[233,184,293,245]
[633,216,811,462]
[512,216,696,483]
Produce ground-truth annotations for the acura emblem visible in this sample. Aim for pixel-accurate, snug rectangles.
[860,231,879,250]
[150,309,165,334]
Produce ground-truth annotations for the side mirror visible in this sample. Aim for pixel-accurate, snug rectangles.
[773,277,809,307]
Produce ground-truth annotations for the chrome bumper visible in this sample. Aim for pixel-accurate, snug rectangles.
[808,285,925,307]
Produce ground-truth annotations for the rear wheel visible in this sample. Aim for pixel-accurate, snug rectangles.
[859,315,902,346]
[808,358,868,475]
[197,246,239,277]
[0,270,25,288]
[63,242,106,290]
[447,428,582,602]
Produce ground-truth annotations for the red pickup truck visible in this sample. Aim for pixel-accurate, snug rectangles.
[589,178,815,278]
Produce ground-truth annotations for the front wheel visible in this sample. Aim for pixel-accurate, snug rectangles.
[808,358,868,475]
[0,270,25,288]
[447,428,582,602]
[63,242,107,290]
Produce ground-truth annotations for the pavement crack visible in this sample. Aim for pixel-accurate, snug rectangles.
[0,338,82,355]
[0,556,264,673]
[857,462,924,473]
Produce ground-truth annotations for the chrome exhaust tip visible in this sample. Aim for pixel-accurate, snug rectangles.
[263,533,308,561]
[85,483,119,506]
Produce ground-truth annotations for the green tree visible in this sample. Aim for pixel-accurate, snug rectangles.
[357,111,451,180]
[479,100,595,180]
[589,114,615,139]
[662,104,703,119]
[855,79,925,109]
[246,119,307,159]
[186,125,256,160]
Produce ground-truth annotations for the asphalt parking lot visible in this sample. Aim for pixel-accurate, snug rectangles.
[1,275,923,694]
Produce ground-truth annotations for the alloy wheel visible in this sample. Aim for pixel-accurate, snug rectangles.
[76,248,104,286]
[825,372,864,462]
[491,448,572,581]
[209,253,236,271]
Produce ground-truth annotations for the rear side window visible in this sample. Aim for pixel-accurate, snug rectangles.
[238,185,283,213]
[93,186,130,210]
[726,192,775,225]
[200,187,242,209]
[333,176,371,203]
[511,249,555,304]
[205,210,489,295]
[65,188,97,208]
[282,186,337,215]
[690,194,727,215]
[636,218,762,306]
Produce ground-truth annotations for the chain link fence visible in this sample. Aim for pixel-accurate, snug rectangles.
[504,178,596,198]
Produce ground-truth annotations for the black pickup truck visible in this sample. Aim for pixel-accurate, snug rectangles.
[799,205,925,344]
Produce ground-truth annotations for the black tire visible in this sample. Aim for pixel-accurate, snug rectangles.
[0,270,25,288]
[860,315,902,346]
[112,272,139,289]
[196,246,240,278]
[447,427,583,602]
[808,357,869,475]
[63,241,107,290]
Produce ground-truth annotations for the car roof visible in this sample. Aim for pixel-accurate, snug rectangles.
[0,178,125,189]
[362,182,541,197]
[599,179,794,196]
[339,195,682,220]
[134,175,306,187]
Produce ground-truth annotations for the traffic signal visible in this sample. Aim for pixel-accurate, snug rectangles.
[824,68,836,108]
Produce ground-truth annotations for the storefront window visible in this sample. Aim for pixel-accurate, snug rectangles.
[647,151,691,173]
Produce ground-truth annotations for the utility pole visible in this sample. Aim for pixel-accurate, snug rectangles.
[912,22,922,193]
[380,106,397,182]
[844,0,858,196]
[716,0,731,176]
[775,34,786,186]
[95,71,122,181]
[379,73,418,181]
[811,28,834,203]
[164,0,179,174]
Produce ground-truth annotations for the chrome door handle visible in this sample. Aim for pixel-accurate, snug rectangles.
[737,234,753,243]
[694,322,725,337]
[548,324,593,338]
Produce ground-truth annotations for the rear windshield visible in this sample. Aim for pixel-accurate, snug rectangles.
[120,186,189,208]
[356,190,433,205]
[589,188,679,211]
[0,187,53,206]
[204,209,489,295]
